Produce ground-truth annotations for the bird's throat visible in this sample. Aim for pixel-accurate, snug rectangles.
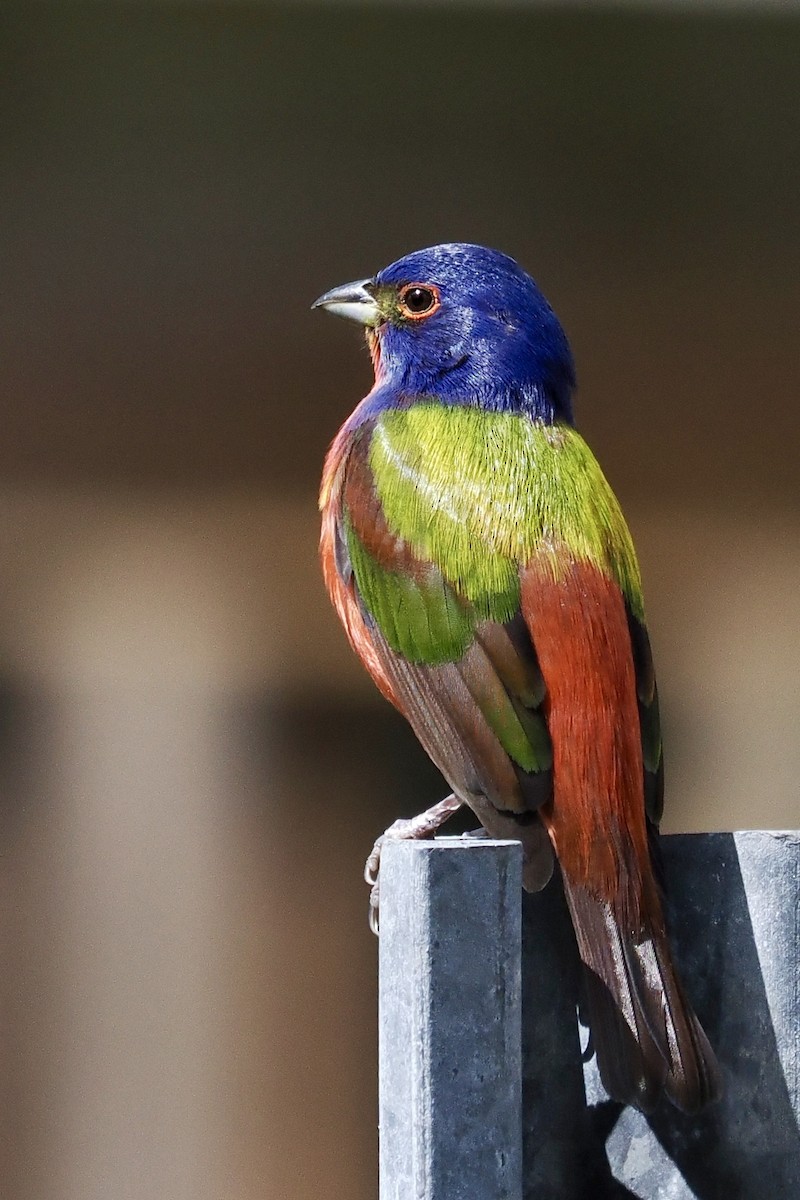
[366,327,384,382]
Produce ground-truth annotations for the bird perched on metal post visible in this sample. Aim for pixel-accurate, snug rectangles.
[314,243,721,1114]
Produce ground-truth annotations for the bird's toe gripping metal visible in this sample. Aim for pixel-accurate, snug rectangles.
[363,794,465,935]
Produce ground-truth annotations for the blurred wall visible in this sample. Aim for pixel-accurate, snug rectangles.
[0,5,798,1199]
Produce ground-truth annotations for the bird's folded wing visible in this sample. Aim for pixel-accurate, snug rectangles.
[323,423,555,887]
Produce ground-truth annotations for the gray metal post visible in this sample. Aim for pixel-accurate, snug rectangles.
[522,829,800,1197]
[378,831,800,1200]
[378,837,523,1200]
[595,830,800,1199]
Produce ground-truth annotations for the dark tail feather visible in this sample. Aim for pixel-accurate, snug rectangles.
[562,877,722,1113]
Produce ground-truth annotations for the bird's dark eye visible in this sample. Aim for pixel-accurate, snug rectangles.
[397,283,441,320]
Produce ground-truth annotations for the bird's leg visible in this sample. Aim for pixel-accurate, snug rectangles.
[365,792,464,933]
[364,792,464,886]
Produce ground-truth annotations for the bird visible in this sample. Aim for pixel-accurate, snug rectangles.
[313,242,721,1114]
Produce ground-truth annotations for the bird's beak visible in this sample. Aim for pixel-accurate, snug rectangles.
[311,279,381,326]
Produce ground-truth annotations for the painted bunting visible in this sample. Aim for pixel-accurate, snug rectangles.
[314,243,720,1113]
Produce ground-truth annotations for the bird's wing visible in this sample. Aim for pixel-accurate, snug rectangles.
[627,606,664,827]
[320,409,556,889]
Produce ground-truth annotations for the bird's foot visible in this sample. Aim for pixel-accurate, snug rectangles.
[365,793,463,934]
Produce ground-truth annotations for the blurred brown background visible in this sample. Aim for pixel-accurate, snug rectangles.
[0,4,798,1198]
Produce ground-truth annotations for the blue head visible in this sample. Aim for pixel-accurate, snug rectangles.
[314,243,575,423]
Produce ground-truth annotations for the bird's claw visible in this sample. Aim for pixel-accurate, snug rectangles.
[364,821,416,935]
[364,796,464,935]
[368,880,381,935]
[364,818,422,888]
[364,843,381,889]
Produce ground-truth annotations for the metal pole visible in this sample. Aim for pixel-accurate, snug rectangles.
[378,837,523,1200]
[597,831,800,1199]
[378,831,800,1199]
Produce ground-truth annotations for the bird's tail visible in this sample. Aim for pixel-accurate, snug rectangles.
[561,876,722,1113]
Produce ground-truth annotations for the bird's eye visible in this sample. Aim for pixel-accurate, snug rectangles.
[397,283,440,320]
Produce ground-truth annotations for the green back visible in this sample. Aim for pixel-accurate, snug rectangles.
[345,404,644,663]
